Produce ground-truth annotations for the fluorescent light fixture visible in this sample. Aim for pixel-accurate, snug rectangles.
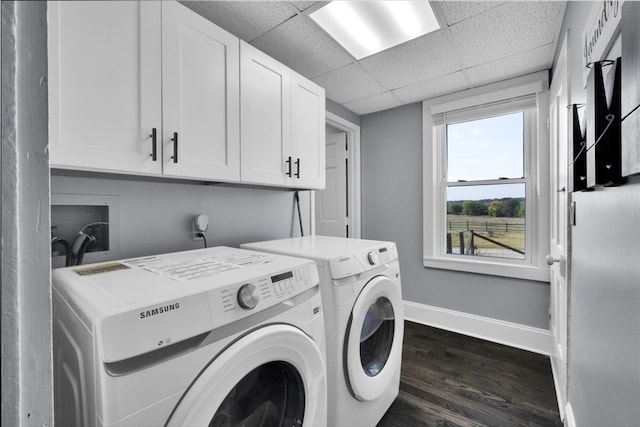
[310,1,440,60]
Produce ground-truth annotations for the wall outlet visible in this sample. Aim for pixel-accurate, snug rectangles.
[192,226,205,241]
[192,214,209,241]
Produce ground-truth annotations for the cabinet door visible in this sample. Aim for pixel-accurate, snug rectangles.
[240,42,292,186]
[291,73,326,189]
[162,2,240,181]
[49,1,162,175]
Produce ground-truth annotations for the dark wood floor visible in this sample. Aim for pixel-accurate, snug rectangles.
[377,321,562,427]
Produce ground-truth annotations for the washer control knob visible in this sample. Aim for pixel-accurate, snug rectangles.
[237,284,259,309]
[367,251,379,265]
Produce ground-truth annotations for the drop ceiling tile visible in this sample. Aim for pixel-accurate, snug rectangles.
[449,1,566,68]
[392,72,469,104]
[467,43,555,87]
[311,64,386,104]
[179,0,568,116]
[437,1,506,26]
[289,1,324,12]
[343,92,402,116]
[252,15,354,78]
[179,1,297,42]
[359,30,461,90]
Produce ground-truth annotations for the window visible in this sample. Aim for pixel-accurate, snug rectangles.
[423,75,550,281]
[446,111,527,260]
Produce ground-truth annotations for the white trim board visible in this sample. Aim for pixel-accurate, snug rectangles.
[564,403,576,427]
[550,351,567,421]
[404,301,551,356]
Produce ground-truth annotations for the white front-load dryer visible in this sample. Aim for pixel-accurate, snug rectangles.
[243,236,404,427]
[52,247,327,427]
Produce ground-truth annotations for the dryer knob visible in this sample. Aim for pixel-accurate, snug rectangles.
[237,284,259,309]
[367,251,379,265]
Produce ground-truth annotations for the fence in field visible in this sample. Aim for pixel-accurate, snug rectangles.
[446,230,524,257]
[447,220,525,234]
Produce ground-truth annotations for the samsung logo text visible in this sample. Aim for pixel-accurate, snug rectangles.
[140,302,180,319]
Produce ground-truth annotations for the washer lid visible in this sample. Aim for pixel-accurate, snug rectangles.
[166,324,327,427]
[345,275,404,402]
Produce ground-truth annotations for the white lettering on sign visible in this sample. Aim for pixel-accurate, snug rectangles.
[582,0,623,87]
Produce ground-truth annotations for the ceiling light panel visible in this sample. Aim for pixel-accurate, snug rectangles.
[310,1,440,60]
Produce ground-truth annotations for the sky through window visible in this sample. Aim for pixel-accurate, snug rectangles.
[447,112,524,200]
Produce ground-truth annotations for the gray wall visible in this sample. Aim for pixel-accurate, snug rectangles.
[554,2,640,425]
[52,174,312,260]
[360,103,551,329]
[1,1,53,426]
[326,98,360,126]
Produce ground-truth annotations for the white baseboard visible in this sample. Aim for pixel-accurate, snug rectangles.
[564,403,575,427]
[549,352,566,421]
[403,301,551,355]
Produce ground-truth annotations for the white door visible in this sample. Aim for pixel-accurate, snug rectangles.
[291,73,326,189]
[166,325,326,427]
[548,34,570,420]
[161,2,240,181]
[345,276,404,402]
[316,132,348,237]
[48,1,162,175]
[240,42,291,186]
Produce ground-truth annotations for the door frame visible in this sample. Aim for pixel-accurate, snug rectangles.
[548,31,571,422]
[311,111,361,238]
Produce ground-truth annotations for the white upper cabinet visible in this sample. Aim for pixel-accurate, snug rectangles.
[240,42,292,186]
[49,1,240,181]
[240,42,325,189]
[49,1,163,175]
[161,2,240,181]
[291,72,326,189]
[50,2,323,189]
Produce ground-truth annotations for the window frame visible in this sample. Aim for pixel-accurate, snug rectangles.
[423,74,550,282]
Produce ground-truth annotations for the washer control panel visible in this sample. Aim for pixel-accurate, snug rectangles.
[65,247,321,361]
[211,261,318,326]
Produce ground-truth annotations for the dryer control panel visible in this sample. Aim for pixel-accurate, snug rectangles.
[328,243,398,279]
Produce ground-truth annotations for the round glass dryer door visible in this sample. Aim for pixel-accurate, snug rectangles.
[167,325,326,427]
[210,361,304,427]
[346,275,404,402]
[360,296,395,377]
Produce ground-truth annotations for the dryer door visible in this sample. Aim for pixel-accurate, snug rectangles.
[345,275,404,401]
[166,325,326,427]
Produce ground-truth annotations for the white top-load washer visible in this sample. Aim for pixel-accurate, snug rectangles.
[52,246,327,427]
[242,236,404,427]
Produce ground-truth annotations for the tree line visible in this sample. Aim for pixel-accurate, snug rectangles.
[447,198,525,218]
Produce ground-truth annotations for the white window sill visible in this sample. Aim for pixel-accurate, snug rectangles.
[423,256,550,282]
